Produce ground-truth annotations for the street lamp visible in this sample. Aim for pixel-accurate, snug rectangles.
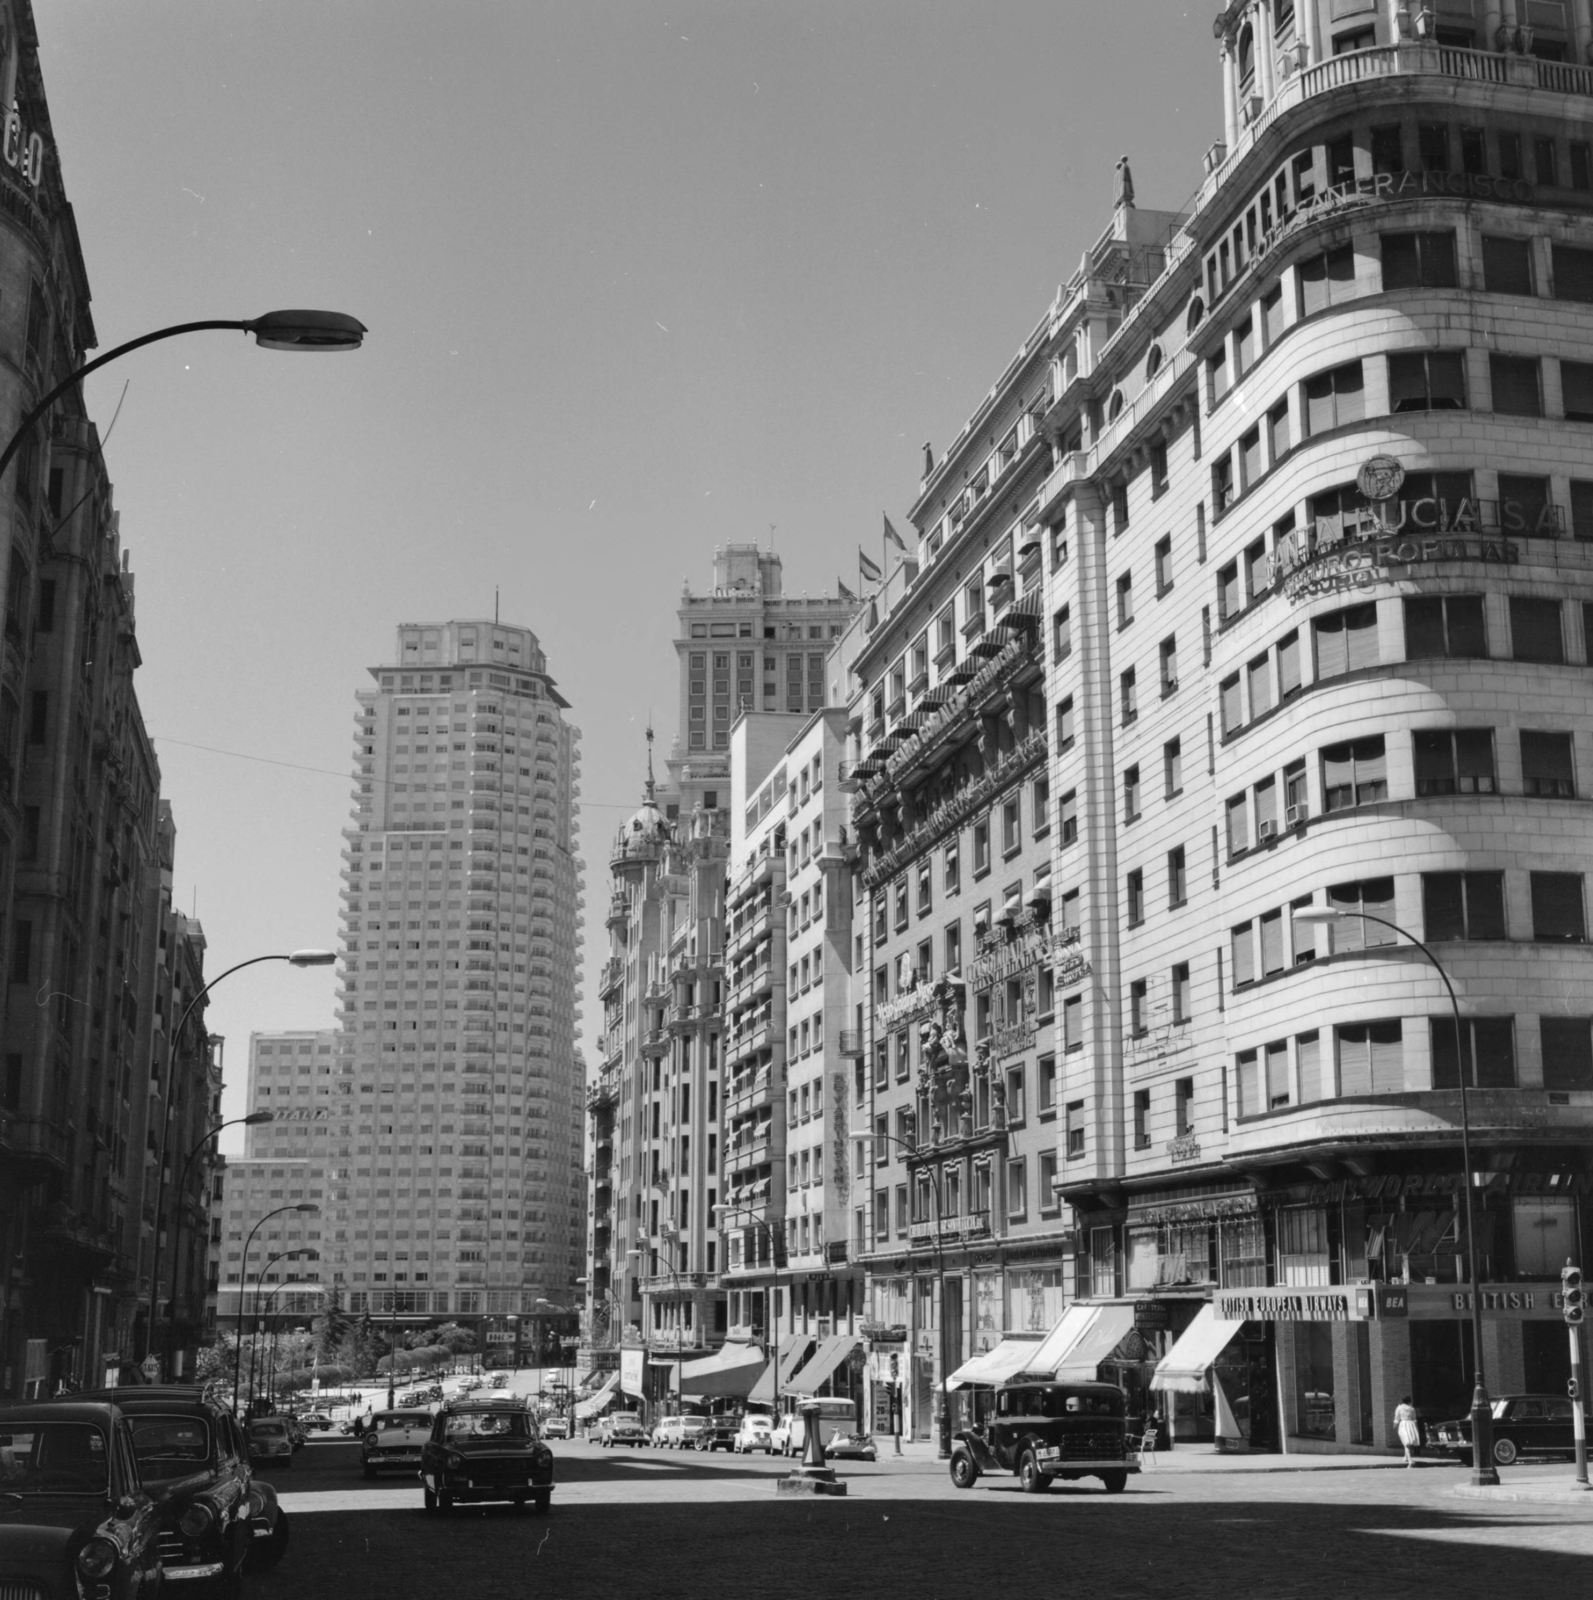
[145,949,336,1368]
[247,1253,306,1411]
[165,1111,275,1372]
[232,1203,318,1416]
[852,1124,952,1459]
[1292,906,1499,1487]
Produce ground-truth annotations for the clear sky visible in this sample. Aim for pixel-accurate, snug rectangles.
[36,2,1220,1151]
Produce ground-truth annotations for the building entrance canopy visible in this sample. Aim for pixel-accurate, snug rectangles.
[1023,1303,1136,1381]
[946,1334,1045,1391]
[784,1334,860,1396]
[1150,1305,1244,1394]
[680,1342,768,1400]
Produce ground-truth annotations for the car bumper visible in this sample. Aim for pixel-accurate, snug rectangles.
[163,1561,229,1581]
[1035,1449,1140,1474]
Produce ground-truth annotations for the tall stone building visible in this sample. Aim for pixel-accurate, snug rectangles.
[0,1,213,1397]
[331,621,585,1330]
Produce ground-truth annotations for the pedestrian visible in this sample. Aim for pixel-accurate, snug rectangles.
[1394,1395,1421,1466]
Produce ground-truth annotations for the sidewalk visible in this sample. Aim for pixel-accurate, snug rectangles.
[882,1437,1432,1473]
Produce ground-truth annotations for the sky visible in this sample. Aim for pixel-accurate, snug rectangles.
[36,2,1220,1152]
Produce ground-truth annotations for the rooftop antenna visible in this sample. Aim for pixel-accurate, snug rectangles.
[769,522,776,552]
[494,587,500,624]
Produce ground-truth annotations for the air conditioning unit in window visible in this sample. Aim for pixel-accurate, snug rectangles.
[1257,819,1279,841]
[1286,802,1308,828]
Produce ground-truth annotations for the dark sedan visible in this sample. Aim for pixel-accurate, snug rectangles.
[1432,1394,1588,1466]
[70,1385,289,1590]
[0,1400,163,1600]
[420,1401,553,1513]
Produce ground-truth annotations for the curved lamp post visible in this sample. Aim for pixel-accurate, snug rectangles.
[1292,906,1499,1487]
[164,1110,275,1371]
[232,1203,318,1416]
[851,1124,951,1459]
[146,949,337,1369]
[0,310,366,489]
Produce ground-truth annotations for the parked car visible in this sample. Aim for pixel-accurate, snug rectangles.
[541,1416,571,1440]
[489,1374,508,1390]
[733,1415,774,1454]
[362,1409,435,1478]
[949,1380,1136,1494]
[596,1411,647,1448]
[66,1384,290,1589]
[421,1401,553,1513]
[396,1390,432,1409]
[673,1416,708,1450]
[247,1416,296,1470]
[0,1400,164,1600]
[650,1416,681,1448]
[698,1415,739,1452]
[298,1412,334,1433]
[826,1432,879,1462]
[1432,1395,1589,1466]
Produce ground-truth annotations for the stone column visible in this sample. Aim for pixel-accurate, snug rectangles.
[1299,0,1321,64]
[1221,41,1239,149]
[1257,1,1277,99]
[1574,0,1593,62]
[1483,1,1505,49]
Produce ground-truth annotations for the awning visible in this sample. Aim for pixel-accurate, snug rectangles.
[1150,1304,1244,1394]
[1024,1303,1137,1382]
[784,1334,859,1397]
[946,1334,1045,1391]
[680,1342,768,1400]
[573,1372,619,1420]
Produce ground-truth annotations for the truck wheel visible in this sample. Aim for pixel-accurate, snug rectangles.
[1100,1471,1128,1494]
[949,1453,979,1490]
[1018,1450,1049,1494]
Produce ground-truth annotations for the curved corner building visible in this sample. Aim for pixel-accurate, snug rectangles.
[878,3,1593,1454]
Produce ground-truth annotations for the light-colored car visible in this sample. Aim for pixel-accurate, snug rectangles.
[247,1417,295,1468]
[362,1408,435,1478]
[733,1414,774,1454]
[674,1416,708,1450]
[650,1416,682,1448]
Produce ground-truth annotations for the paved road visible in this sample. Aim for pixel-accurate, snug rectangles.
[252,1438,1593,1599]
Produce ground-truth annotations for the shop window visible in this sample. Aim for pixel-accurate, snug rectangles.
[1540,1018,1593,1092]
[1431,1015,1516,1089]
[1514,1197,1577,1277]
[1422,871,1506,942]
[1404,594,1486,658]
[1335,1020,1404,1095]
[1295,1323,1337,1440]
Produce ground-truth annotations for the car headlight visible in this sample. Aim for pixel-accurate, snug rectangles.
[77,1537,119,1579]
[177,1503,215,1539]
[443,1451,464,1470]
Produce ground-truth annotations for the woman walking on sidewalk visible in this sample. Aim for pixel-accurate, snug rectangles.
[1394,1396,1421,1466]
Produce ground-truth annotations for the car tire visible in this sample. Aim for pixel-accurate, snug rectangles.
[1018,1449,1049,1494]
[949,1453,979,1490]
[424,1487,437,1514]
[250,1513,290,1572]
[1100,1471,1128,1495]
[1493,1437,1519,1467]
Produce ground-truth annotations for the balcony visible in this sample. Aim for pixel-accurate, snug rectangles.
[837,1030,864,1058]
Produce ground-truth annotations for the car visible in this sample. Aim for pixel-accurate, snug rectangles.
[362,1409,435,1478]
[420,1401,554,1514]
[596,1411,647,1448]
[0,1399,165,1599]
[489,1374,508,1390]
[826,1432,879,1462]
[649,1416,680,1448]
[247,1416,296,1470]
[456,1378,483,1394]
[673,1416,708,1451]
[396,1390,432,1409]
[299,1412,334,1433]
[698,1416,738,1452]
[1431,1394,1590,1466]
[65,1384,290,1590]
[949,1379,1137,1495]
[732,1415,774,1454]
[541,1416,571,1440]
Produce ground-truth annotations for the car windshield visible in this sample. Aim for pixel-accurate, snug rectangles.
[0,1423,110,1495]
[251,1422,288,1438]
[376,1415,427,1432]
[129,1415,209,1468]
[445,1413,533,1442]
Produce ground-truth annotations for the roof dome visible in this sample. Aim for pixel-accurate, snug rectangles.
[615,724,671,850]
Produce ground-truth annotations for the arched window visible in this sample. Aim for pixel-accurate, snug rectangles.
[1107,390,1125,422]
[1145,344,1164,380]
[1238,25,1256,92]
[1186,296,1205,334]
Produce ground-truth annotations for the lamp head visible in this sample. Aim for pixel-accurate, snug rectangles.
[1291,908,1346,928]
[246,310,366,352]
[243,1111,275,1125]
[294,1203,318,1213]
[287,949,337,967]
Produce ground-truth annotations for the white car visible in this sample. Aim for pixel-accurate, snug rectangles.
[733,1414,774,1454]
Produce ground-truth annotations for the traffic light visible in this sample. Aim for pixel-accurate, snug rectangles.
[1563,1261,1585,1326]
[889,1353,899,1381]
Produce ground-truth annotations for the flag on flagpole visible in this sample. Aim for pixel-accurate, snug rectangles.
[883,514,908,552]
[837,579,857,601]
[858,548,882,584]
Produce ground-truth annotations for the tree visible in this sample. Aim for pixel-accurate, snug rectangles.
[430,1323,477,1355]
[312,1292,351,1362]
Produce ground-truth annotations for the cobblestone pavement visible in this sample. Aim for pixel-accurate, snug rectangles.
[255,1438,1593,1599]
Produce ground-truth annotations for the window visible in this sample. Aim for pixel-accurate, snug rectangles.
[1120,667,1137,725]
[1220,673,1242,735]
[1510,597,1563,663]
[1541,1018,1593,1091]
[1553,244,1593,303]
[1267,397,1290,462]
[1218,560,1241,621]
[1111,479,1130,533]
[1063,996,1082,1052]
[1052,604,1072,660]
[1117,571,1135,627]
[1262,281,1286,344]
[1461,126,1487,174]
[1150,440,1169,493]
[1239,425,1262,490]
[1209,345,1230,405]
[1060,790,1078,845]
[1303,361,1365,434]
[1482,235,1534,296]
[1322,735,1388,811]
[1247,652,1274,719]
[1277,629,1302,697]
[1413,728,1496,796]
[1168,845,1186,907]
[1370,124,1404,175]
[1126,869,1144,926]
[1431,1017,1517,1089]
[1490,354,1542,417]
[1212,453,1234,513]
[1417,123,1450,173]
[1175,1076,1194,1136]
[1235,317,1255,377]
[944,921,962,974]
[1298,244,1355,316]
[972,819,990,876]
[1123,766,1141,823]
[1563,361,1593,422]
[1164,738,1183,797]
[944,844,960,894]
[1154,536,1173,593]
[1522,731,1576,798]
[1325,878,1396,950]
[1172,962,1191,1023]
[1296,1031,1322,1102]
[1133,1089,1151,1150]
[1065,1101,1085,1158]
[1038,1054,1056,1113]
[1404,595,1485,659]
[1423,871,1506,942]
[1231,920,1255,988]
[1313,602,1378,677]
[1055,696,1075,753]
[1336,1021,1404,1095]
[1388,350,1466,412]
[1126,978,1147,1038]
[1225,791,1250,855]
[1573,143,1593,191]
[1260,909,1285,975]
[1380,231,1458,290]
[1531,872,1586,942]
[1032,775,1050,835]
[1006,1158,1028,1220]
[1535,136,1559,187]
